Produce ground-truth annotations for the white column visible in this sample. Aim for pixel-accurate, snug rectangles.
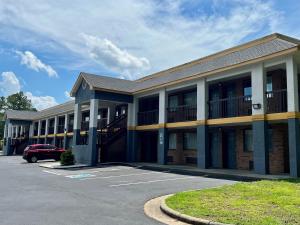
[107,105,116,124]
[286,56,299,112]
[54,116,58,134]
[29,124,34,137]
[64,114,68,133]
[159,89,167,124]
[89,99,99,128]
[37,120,41,136]
[74,103,82,130]
[45,119,49,135]
[16,126,19,138]
[20,126,23,136]
[127,97,138,127]
[4,124,7,139]
[7,123,12,138]
[251,63,266,115]
[197,78,208,120]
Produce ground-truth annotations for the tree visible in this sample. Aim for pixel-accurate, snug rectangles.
[5,92,36,111]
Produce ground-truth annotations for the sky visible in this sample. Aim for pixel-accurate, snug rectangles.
[0,0,300,110]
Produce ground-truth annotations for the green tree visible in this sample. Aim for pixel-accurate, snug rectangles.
[5,92,36,111]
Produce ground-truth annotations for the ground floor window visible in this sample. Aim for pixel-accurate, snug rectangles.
[183,132,196,150]
[243,129,253,152]
[169,133,177,149]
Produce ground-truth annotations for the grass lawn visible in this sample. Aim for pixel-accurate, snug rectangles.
[166,179,300,225]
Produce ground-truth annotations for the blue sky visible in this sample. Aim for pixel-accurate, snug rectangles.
[0,0,300,110]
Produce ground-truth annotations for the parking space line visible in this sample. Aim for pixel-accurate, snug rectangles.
[109,176,196,187]
[43,170,61,176]
[79,170,170,181]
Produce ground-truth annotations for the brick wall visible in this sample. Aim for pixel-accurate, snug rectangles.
[235,124,288,174]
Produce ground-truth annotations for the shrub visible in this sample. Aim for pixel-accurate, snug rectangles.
[60,150,75,166]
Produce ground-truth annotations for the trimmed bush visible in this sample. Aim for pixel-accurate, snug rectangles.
[60,150,75,166]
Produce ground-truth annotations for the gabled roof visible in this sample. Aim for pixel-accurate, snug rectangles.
[70,33,300,95]
[4,110,39,121]
[4,100,75,121]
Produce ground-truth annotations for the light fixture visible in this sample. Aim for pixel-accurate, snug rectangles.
[252,103,261,110]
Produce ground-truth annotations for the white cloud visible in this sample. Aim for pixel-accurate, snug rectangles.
[0,71,21,96]
[82,34,150,80]
[25,92,58,110]
[16,50,58,78]
[0,0,285,79]
[64,91,74,100]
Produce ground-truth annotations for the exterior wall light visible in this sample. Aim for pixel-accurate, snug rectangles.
[252,103,261,110]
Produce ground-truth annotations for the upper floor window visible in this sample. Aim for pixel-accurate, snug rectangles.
[267,76,273,93]
[169,95,179,108]
[183,92,196,106]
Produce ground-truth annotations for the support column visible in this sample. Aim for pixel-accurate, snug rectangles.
[53,116,58,146]
[63,114,68,149]
[73,103,82,146]
[251,63,269,174]
[16,126,19,138]
[107,105,116,124]
[127,98,138,162]
[286,56,300,177]
[197,78,209,169]
[29,124,34,144]
[20,126,23,137]
[88,99,99,166]
[37,120,41,143]
[158,89,168,165]
[4,121,12,155]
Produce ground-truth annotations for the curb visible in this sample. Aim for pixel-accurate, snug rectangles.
[160,195,233,225]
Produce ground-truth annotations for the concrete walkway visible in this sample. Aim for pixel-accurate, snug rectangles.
[39,161,89,169]
[129,163,291,181]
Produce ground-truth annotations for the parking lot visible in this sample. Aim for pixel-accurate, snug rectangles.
[0,156,235,225]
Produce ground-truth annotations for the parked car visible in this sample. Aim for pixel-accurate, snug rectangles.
[23,144,65,163]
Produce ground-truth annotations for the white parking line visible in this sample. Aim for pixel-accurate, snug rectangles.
[43,170,61,176]
[109,176,196,187]
[79,170,170,181]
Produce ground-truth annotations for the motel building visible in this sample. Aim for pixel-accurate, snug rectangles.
[3,33,300,177]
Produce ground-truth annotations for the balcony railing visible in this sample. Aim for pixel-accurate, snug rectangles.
[48,127,54,134]
[81,121,89,131]
[68,124,73,132]
[266,89,287,114]
[57,125,65,134]
[167,105,196,123]
[208,95,252,119]
[97,118,108,129]
[138,110,159,125]
[40,128,46,136]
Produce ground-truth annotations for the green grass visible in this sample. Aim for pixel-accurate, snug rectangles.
[166,179,300,225]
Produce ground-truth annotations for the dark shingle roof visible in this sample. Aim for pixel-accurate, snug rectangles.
[4,110,39,121]
[4,100,75,121]
[75,33,299,94]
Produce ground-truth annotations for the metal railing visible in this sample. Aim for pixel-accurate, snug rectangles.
[97,118,108,130]
[208,95,252,119]
[266,89,287,114]
[138,109,159,125]
[167,105,197,123]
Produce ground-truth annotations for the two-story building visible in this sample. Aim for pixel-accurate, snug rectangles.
[3,33,300,177]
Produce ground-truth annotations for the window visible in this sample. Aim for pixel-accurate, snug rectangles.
[169,95,179,108]
[183,91,196,106]
[183,132,197,150]
[243,129,253,152]
[169,133,177,149]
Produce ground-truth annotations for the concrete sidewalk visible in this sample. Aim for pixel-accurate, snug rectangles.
[39,161,89,169]
[129,163,291,181]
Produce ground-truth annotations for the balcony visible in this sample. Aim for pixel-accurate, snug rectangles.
[167,105,196,123]
[48,127,54,134]
[138,110,159,125]
[57,125,65,134]
[81,121,89,131]
[208,96,252,119]
[97,118,108,129]
[40,128,46,136]
[266,89,287,114]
